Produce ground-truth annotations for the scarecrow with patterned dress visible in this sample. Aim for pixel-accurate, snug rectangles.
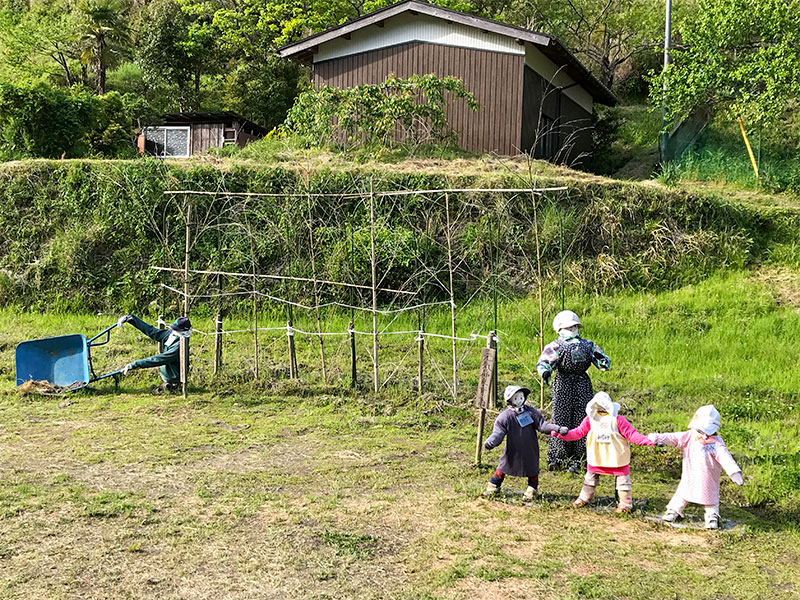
[536,310,610,473]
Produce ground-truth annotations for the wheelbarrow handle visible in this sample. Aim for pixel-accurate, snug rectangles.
[87,324,119,347]
[91,369,122,382]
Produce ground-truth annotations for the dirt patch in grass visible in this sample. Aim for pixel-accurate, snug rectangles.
[754,266,800,310]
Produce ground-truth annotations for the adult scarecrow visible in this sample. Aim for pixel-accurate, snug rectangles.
[117,315,191,393]
[536,310,610,473]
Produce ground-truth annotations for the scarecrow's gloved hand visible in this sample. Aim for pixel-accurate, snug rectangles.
[558,426,569,436]
[121,363,133,375]
[541,371,551,387]
[730,471,744,486]
[648,432,663,446]
[117,315,132,328]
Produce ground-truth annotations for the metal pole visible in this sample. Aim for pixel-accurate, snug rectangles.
[659,0,672,163]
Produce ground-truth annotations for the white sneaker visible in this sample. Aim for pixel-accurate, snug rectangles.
[522,486,538,501]
[482,482,499,497]
[661,510,682,523]
[705,513,720,530]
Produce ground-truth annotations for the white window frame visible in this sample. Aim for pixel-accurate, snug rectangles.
[143,125,191,159]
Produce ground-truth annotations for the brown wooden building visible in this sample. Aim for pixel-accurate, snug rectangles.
[278,0,616,164]
[138,112,267,158]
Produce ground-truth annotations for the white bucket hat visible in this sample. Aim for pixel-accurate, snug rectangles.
[553,310,582,333]
[503,385,530,407]
[688,405,721,435]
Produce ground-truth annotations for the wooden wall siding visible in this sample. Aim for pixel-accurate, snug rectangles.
[558,94,592,167]
[314,41,524,154]
[520,65,592,163]
[190,123,225,154]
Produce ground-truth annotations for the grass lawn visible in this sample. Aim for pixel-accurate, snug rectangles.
[0,269,798,599]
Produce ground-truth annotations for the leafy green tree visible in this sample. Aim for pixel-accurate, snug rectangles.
[508,0,665,89]
[283,73,480,149]
[0,0,84,86]
[652,0,800,126]
[76,0,130,93]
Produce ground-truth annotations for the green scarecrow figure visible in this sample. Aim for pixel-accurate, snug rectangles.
[117,315,191,393]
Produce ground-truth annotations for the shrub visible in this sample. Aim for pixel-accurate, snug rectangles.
[282,74,479,150]
[0,83,137,159]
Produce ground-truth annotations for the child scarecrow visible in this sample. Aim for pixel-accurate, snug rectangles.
[483,385,568,501]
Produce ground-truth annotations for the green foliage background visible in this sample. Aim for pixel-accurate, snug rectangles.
[0,159,797,313]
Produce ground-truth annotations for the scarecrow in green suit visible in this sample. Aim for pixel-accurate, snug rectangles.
[117,315,191,393]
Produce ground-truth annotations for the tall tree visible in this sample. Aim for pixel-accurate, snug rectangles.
[76,0,130,93]
[505,0,664,89]
[653,0,800,125]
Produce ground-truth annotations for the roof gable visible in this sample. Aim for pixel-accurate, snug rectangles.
[277,0,616,105]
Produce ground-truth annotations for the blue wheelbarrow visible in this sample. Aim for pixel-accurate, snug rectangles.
[15,324,122,391]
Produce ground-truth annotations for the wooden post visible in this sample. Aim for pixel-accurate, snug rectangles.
[156,315,165,354]
[306,193,327,382]
[475,331,497,466]
[213,313,223,375]
[445,192,457,399]
[183,204,191,317]
[349,320,357,388]
[287,321,298,378]
[369,179,379,394]
[179,336,189,399]
[417,328,424,395]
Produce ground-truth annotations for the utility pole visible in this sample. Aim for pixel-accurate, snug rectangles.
[659,0,672,163]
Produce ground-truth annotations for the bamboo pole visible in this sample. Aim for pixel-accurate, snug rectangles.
[246,217,259,380]
[369,179,379,394]
[530,189,545,409]
[149,266,415,296]
[163,187,568,199]
[445,192,457,399]
[287,321,297,378]
[183,204,191,317]
[156,315,165,354]
[180,336,189,399]
[306,194,327,382]
[417,327,424,395]
[213,312,223,375]
[252,278,259,380]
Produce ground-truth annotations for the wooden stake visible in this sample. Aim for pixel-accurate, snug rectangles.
[287,321,298,378]
[213,313,223,375]
[306,194,327,382]
[183,204,191,317]
[180,336,189,399]
[475,331,497,466]
[369,179,379,394]
[445,192,457,399]
[349,321,357,388]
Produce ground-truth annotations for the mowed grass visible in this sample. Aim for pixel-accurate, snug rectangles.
[0,268,798,599]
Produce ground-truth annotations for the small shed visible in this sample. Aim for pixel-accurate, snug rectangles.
[278,0,616,164]
[138,112,267,158]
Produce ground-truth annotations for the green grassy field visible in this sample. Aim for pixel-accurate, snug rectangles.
[0,269,798,599]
